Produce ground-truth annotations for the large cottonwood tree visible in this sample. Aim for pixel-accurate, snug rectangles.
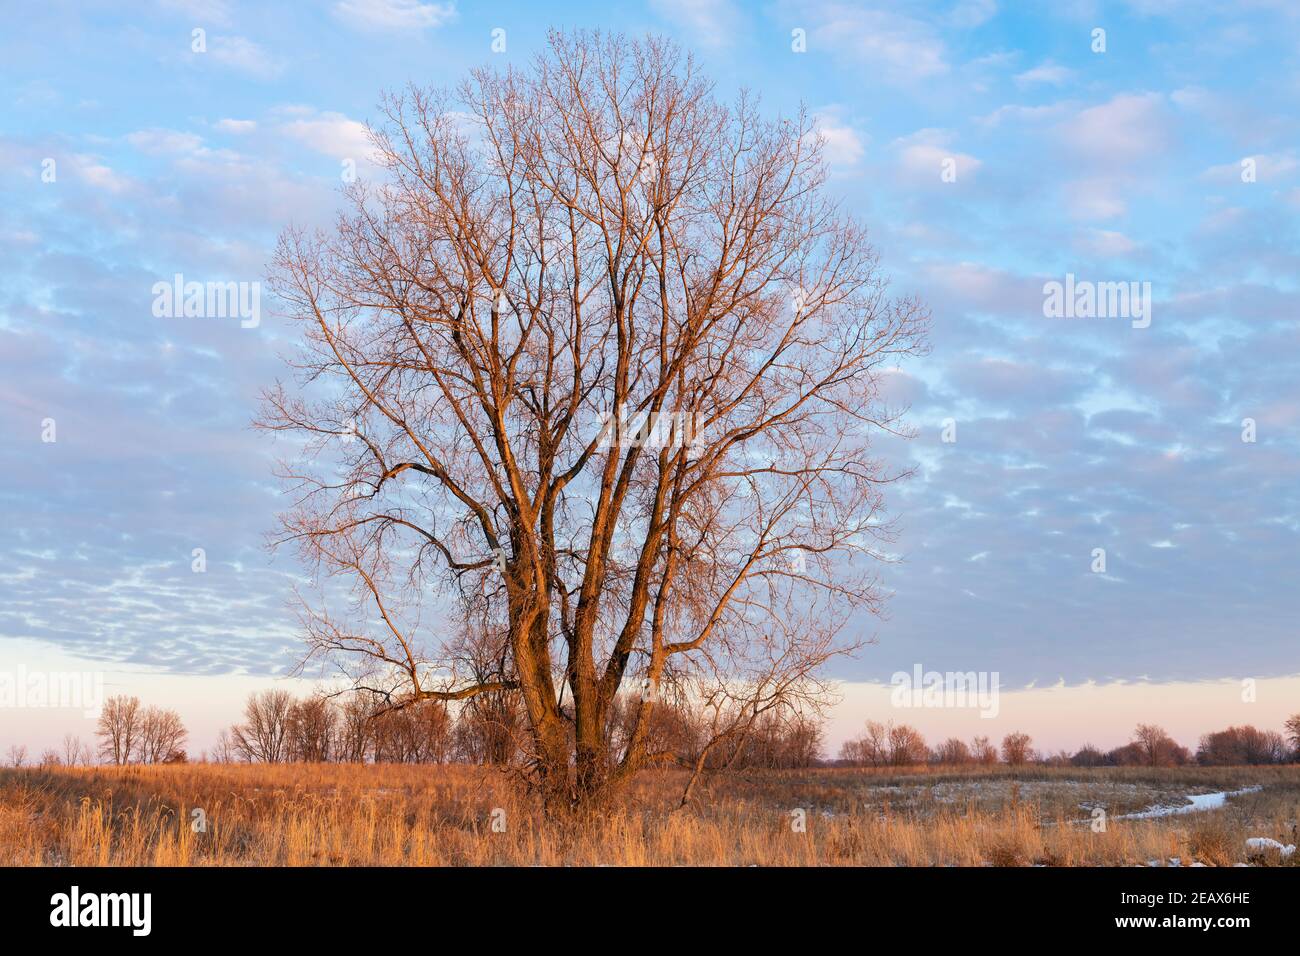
[261,30,926,806]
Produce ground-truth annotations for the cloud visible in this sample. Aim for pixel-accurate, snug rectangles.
[1076,228,1140,257]
[1014,60,1073,86]
[332,0,457,31]
[214,118,257,135]
[976,102,1072,128]
[810,4,949,85]
[126,129,206,155]
[1170,85,1289,147]
[947,0,998,28]
[650,0,743,47]
[1062,178,1126,220]
[1202,151,1298,184]
[208,35,283,79]
[948,357,1091,407]
[5,0,1300,703]
[69,154,132,193]
[123,129,242,169]
[1056,92,1172,169]
[157,0,232,26]
[812,110,867,169]
[277,109,373,161]
[891,129,981,184]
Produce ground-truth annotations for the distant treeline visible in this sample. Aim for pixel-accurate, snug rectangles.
[836,719,1300,769]
[34,689,823,770]
[8,694,1300,771]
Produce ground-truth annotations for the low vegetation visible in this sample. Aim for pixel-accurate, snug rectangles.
[1,763,1295,867]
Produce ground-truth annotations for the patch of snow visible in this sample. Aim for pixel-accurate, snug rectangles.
[1245,837,1296,858]
[1116,786,1261,820]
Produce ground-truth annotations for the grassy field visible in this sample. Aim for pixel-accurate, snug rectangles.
[1,762,1296,867]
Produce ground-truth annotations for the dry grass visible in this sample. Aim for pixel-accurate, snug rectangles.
[1,763,1296,867]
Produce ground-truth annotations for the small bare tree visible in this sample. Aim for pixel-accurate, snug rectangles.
[971,735,998,765]
[96,695,142,765]
[261,30,925,806]
[1285,713,1300,760]
[212,728,238,764]
[1131,723,1187,768]
[1071,743,1105,767]
[887,723,927,766]
[446,618,525,766]
[61,733,91,766]
[933,737,971,765]
[286,696,337,762]
[840,720,890,767]
[231,690,294,763]
[6,745,28,768]
[1196,725,1287,765]
[135,706,189,764]
[335,696,374,763]
[839,719,926,766]
[1000,732,1034,766]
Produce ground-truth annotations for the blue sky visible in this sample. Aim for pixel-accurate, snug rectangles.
[2,0,1298,751]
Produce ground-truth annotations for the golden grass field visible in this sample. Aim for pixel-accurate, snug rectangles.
[1,762,1297,867]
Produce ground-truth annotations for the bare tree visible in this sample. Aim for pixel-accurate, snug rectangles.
[61,733,92,766]
[261,30,925,806]
[887,723,927,766]
[1070,743,1105,767]
[766,711,825,768]
[1196,725,1288,766]
[1000,732,1034,766]
[231,690,294,763]
[1130,723,1188,767]
[970,735,998,765]
[454,690,524,765]
[932,737,971,765]
[1285,713,1300,760]
[372,699,453,763]
[839,720,891,767]
[335,695,374,763]
[96,695,142,766]
[719,708,824,769]
[1040,749,1073,767]
[6,744,28,768]
[610,691,702,768]
[446,619,525,766]
[286,696,338,762]
[135,706,189,764]
[675,673,833,806]
[212,728,238,764]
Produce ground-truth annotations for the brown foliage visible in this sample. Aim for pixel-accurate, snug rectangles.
[1196,725,1289,766]
[1000,732,1034,766]
[840,720,927,767]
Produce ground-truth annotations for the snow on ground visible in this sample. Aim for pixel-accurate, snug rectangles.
[1114,786,1261,820]
[1245,837,1296,858]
